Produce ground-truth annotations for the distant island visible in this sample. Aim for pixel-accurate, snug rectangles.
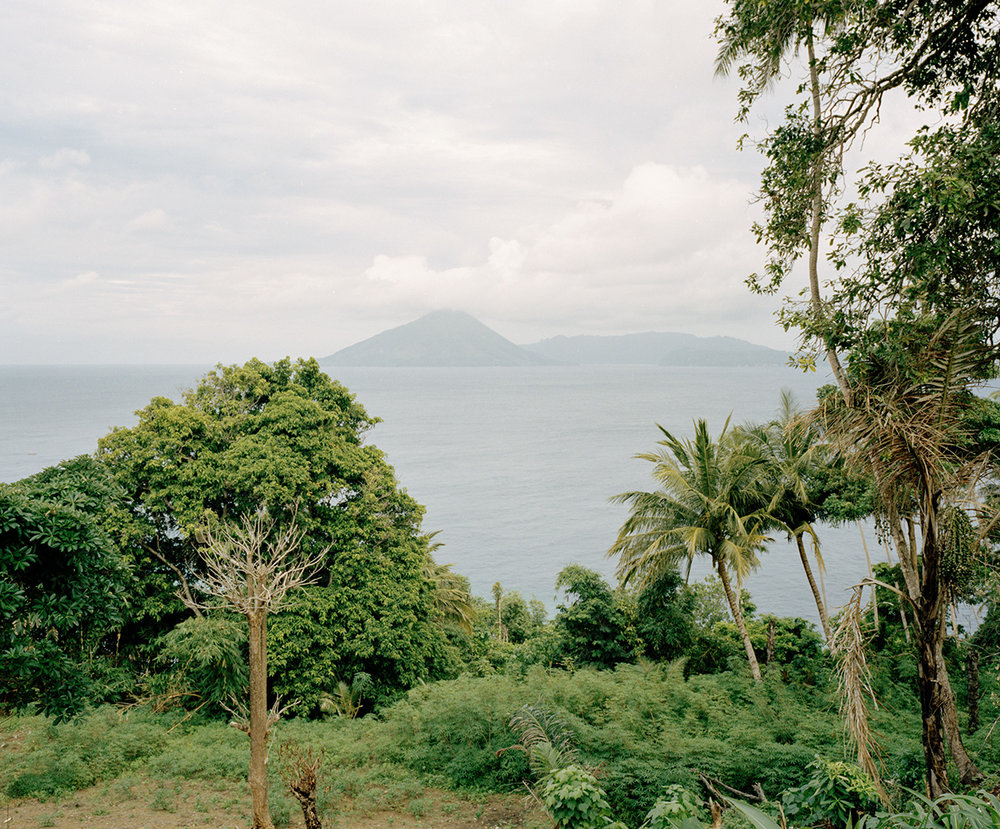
[321,310,788,367]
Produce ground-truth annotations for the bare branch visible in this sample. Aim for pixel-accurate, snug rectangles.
[188,509,327,616]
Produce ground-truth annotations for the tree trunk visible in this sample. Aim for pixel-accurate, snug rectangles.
[795,534,834,649]
[766,618,776,665]
[290,779,322,829]
[717,560,761,682]
[913,512,950,799]
[806,33,850,403]
[916,621,950,798]
[936,641,983,785]
[968,650,980,734]
[248,611,274,829]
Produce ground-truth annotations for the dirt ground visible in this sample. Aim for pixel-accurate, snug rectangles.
[2,779,549,829]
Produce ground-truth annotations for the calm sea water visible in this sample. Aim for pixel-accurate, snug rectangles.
[0,363,880,624]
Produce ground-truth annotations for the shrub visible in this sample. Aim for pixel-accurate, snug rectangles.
[3,707,167,798]
[782,757,880,828]
[542,765,623,829]
[154,614,248,713]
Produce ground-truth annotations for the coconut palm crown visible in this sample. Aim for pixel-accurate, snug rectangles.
[610,417,772,681]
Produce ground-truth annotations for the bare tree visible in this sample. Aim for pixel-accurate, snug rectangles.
[186,509,325,829]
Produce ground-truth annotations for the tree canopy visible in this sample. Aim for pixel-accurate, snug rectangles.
[0,456,129,719]
[97,357,456,706]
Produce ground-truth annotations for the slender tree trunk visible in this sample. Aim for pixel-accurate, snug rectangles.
[913,509,951,799]
[717,560,761,682]
[916,613,950,798]
[806,33,850,403]
[766,618,776,665]
[248,611,274,829]
[795,533,834,649]
[967,650,980,734]
[936,641,983,785]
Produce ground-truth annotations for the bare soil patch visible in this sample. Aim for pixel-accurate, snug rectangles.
[3,778,548,829]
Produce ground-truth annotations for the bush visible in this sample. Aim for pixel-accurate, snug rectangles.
[153,614,248,713]
[782,757,880,828]
[3,707,167,798]
[542,765,621,829]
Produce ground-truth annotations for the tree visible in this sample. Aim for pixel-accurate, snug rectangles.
[811,108,1000,792]
[0,457,129,719]
[187,510,324,829]
[552,565,634,669]
[718,0,1000,794]
[98,357,455,701]
[631,567,696,661]
[716,0,856,392]
[747,392,835,648]
[717,0,1000,395]
[610,420,770,681]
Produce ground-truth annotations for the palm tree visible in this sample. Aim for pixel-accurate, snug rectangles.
[746,391,835,648]
[422,531,475,635]
[817,314,988,792]
[610,419,770,682]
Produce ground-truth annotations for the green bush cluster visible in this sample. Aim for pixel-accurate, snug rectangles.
[3,708,166,798]
[370,661,853,824]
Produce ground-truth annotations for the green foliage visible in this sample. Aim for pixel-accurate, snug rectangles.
[154,614,248,713]
[373,660,848,824]
[0,457,130,719]
[319,671,374,718]
[690,575,755,630]
[553,566,636,670]
[877,791,1000,829]
[633,569,696,662]
[506,702,579,780]
[268,577,458,714]
[144,721,249,780]
[640,785,703,829]
[97,357,453,701]
[541,765,621,829]
[3,707,166,798]
[781,757,879,829]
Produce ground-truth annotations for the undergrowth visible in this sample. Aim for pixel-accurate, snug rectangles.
[0,659,973,826]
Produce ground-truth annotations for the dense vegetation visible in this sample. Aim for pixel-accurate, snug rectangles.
[5,1,1000,826]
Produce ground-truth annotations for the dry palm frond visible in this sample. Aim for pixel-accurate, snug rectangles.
[833,587,890,806]
[815,314,993,510]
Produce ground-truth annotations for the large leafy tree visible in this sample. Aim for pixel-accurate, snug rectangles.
[98,357,455,702]
[0,456,129,719]
[718,0,1000,794]
[610,420,770,681]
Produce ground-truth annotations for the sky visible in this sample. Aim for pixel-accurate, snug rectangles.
[1,1,925,364]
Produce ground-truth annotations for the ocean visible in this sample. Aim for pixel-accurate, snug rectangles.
[0,363,879,624]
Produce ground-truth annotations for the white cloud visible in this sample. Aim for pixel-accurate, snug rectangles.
[126,208,169,232]
[355,162,778,344]
[38,148,91,169]
[0,0,928,362]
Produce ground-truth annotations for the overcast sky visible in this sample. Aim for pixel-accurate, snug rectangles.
[1,1,925,364]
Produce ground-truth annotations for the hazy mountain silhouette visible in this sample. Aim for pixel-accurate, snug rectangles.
[522,332,787,366]
[321,310,558,366]
[322,311,787,367]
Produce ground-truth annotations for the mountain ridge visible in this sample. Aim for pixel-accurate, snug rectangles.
[321,310,559,367]
[321,311,787,367]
